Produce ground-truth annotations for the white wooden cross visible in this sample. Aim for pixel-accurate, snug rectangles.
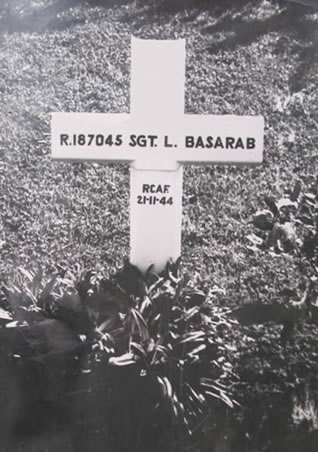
[51,37,263,272]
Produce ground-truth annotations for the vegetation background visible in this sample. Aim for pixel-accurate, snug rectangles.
[0,0,317,451]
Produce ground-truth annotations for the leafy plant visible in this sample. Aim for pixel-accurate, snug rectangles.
[247,180,317,273]
[240,181,318,342]
[93,261,239,451]
[0,261,238,452]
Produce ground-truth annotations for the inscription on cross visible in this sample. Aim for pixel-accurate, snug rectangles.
[51,37,263,272]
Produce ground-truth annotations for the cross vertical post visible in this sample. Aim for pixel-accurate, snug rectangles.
[129,38,185,272]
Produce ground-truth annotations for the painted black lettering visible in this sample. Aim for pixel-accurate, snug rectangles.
[196,136,204,148]
[136,135,147,147]
[115,134,123,146]
[129,134,137,146]
[185,136,194,148]
[96,134,104,146]
[214,137,224,149]
[206,136,213,148]
[105,135,113,146]
[60,134,69,146]
[235,138,244,149]
[164,136,173,147]
[247,138,256,149]
[148,135,157,147]
[225,137,235,149]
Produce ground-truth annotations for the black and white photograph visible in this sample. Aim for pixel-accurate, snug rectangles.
[0,0,317,451]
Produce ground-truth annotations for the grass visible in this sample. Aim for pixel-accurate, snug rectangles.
[0,0,318,450]
[0,1,316,290]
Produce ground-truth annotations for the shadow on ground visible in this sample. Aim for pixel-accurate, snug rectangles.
[202,2,318,93]
[0,0,130,33]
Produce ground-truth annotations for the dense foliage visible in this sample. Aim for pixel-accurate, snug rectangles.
[0,262,239,451]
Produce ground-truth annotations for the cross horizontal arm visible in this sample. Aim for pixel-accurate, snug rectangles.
[51,113,263,165]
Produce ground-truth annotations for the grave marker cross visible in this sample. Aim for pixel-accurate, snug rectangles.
[52,37,263,272]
